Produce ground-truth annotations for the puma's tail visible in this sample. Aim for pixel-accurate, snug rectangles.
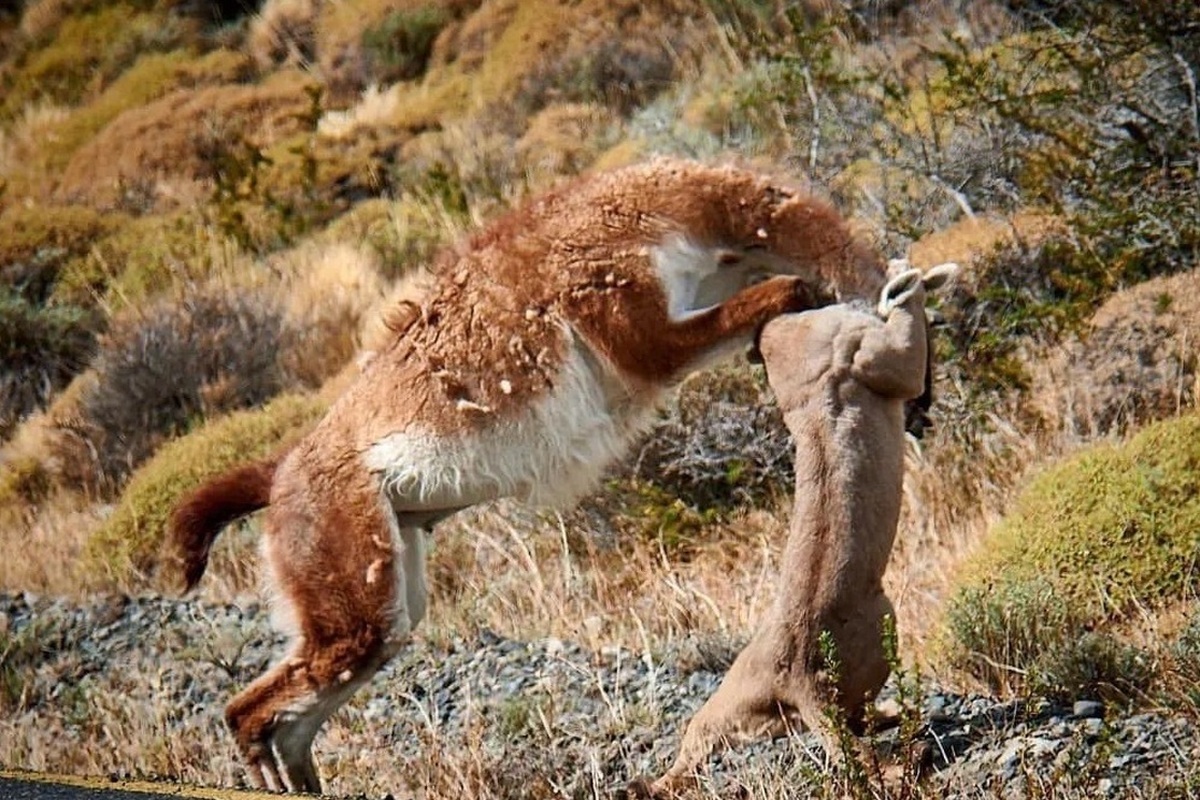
[170,455,281,591]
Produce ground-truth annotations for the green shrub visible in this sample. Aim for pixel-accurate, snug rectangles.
[2,3,181,118]
[925,6,1200,378]
[944,578,1088,694]
[515,27,677,116]
[53,213,218,309]
[0,204,121,303]
[37,49,253,181]
[1028,632,1156,704]
[0,288,100,438]
[945,413,1200,692]
[85,393,325,587]
[361,6,449,85]
[962,413,1200,614]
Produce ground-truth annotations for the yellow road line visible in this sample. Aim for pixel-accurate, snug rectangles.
[0,769,294,799]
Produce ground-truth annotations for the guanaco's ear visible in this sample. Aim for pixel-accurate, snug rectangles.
[877,268,923,316]
[922,262,959,292]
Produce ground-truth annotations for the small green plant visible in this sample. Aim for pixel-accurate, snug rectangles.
[0,615,64,713]
[944,578,1088,694]
[599,479,723,553]
[1028,632,1155,704]
[496,695,538,738]
[203,85,328,254]
[1171,613,1200,683]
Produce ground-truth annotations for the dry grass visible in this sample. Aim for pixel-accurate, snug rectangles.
[0,490,104,595]
[17,0,75,41]
[55,70,319,208]
[248,0,319,71]
[0,102,71,202]
[276,239,389,386]
[316,83,404,139]
[3,2,1199,795]
[514,103,610,182]
[423,503,783,652]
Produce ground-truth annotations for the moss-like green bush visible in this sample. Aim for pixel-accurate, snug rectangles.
[38,49,254,181]
[85,393,325,587]
[945,412,1200,693]
[959,413,1200,614]
[53,213,218,308]
[2,3,179,118]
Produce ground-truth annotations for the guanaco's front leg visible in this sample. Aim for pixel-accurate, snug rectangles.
[575,276,832,384]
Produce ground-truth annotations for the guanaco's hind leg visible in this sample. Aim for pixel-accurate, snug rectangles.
[226,463,421,793]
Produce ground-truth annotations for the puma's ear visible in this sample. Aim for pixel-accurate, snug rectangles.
[922,262,959,292]
[877,268,922,316]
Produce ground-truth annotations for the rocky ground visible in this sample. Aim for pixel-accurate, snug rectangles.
[1,592,1197,799]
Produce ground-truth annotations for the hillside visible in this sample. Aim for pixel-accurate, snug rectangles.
[1,0,1199,797]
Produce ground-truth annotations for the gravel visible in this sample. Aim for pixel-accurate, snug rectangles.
[1,592,1197,798]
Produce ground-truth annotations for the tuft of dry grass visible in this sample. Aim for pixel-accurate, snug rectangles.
[17,0,76,41]
[247,0,318,71]
[276,239,389,386]
[316,83,404,140]
[0,490,105,594]
[514,102,610,182]
[0,102,71,195]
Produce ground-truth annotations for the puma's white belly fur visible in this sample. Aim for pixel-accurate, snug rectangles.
[363,330,658,511]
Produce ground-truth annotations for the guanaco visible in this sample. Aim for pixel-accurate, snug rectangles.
[170,158,895,793]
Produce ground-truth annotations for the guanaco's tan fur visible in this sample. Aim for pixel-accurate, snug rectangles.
[646,263,956,796]
[169,158,894,794]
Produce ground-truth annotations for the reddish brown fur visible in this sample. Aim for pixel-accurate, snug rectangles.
[169,456,281,591]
